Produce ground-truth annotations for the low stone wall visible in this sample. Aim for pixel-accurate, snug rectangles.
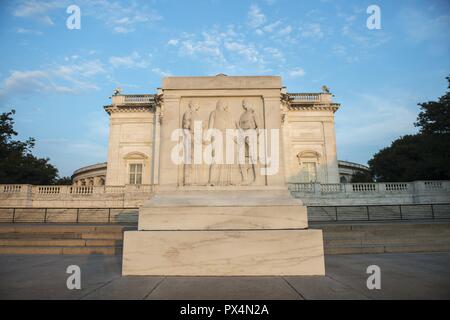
[0,181,449,208]
[0,185,153,208]
[290,181,450,205]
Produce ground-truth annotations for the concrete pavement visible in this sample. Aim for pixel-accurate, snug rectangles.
[0,252,449,299]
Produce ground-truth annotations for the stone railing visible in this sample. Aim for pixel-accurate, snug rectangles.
[111,94,155,105]
[0,184,154,208]
[288,181,450,205]
[288,93,332,103]
[1,181,449,208]
[288,181,449,194]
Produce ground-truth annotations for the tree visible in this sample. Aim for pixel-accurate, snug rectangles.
[415,76,450,135]
[0,110,61,185]
[351,171,373,183]
[369,134,450,181]
[369,76,450,182]
[55,177,72,185]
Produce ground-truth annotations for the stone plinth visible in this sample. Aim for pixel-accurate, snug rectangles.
[138,189,308,230]
[122,229,324,276]
[122,188,325,276]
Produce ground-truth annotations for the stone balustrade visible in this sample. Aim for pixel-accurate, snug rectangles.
[288,93,332,103]
[0,181,449,208]
[0,185,154,208]
[111,94,155,105]
[289,181,449,194]
[289,181,450,205]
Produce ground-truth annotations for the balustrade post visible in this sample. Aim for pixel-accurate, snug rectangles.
[314,183,321,195]
[345,183,354,194]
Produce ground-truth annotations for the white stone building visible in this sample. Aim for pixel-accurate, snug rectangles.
[76,75,342,186]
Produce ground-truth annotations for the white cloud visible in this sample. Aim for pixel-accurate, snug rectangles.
[248,4,266,28]
[85,0,162,34]
[176,31,228,66]
[13,0,63,25]
[288,68,306,78]
[300,23,324,39]
[168,24,293,74]
[224,41,261,63]
[279,25,292,35]
[264,47,285,62]
[11,0,162,33]
[152,68,172,77]
[262,21,282,33]
[0,59,106,98]
[16,27,43,35]
[109,51,149,69]
[167,39,179,46]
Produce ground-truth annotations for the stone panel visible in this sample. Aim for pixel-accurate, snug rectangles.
[122,229,325,276]
[13,208,45,223]
[138,205,308,230]
[0,208,14,223]
[46,208,78,223]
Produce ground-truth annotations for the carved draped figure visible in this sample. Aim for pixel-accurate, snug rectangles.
[207,100,235,186]
[182,101,204,186]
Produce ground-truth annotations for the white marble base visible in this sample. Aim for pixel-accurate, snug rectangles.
[138,189,308,230]
[122,229,325,276]
[138,205,308,230]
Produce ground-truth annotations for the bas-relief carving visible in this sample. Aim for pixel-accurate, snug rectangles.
[208,99,234,186]
[182,100,204,186]
[237,99,259,185]
[179,98,264,187]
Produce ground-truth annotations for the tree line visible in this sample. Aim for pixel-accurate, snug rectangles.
[0,110,71,185]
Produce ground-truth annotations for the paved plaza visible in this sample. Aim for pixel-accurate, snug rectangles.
[0,252,449,300]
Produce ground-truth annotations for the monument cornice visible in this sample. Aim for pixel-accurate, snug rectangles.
[104,105,154,114]
[288,103,340,112]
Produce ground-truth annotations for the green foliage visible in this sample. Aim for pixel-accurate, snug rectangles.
[415,77,450,134]
[369,134,450,182]
[55,176,72,185]
[369,76,450,182]
[0,109,60,184]
[351,171,373,183]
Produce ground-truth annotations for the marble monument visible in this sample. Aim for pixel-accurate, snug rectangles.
[122,76,327,276]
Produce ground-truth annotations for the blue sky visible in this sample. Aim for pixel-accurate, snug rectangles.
[0,0,449,177]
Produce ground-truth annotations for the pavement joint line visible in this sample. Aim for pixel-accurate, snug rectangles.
[281,276,306,300]
[325,273,372,300]
[142,276,166,300]
[0,255,63,276]
[78,275,121,300]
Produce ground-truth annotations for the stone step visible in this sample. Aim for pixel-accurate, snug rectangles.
[314,222,450,232]
[0,246,122,255]
[324,236,450,246]
[0,224,131,255]
[0,224,131,234]
[323,230,450,241]
[80,232,123,240]
[316,221,450,255]
[0,238,121,247]
[0,232,124,240]
[325,243,450,255]
[0,232,83,239]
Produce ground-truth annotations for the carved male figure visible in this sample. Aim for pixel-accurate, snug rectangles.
[208,99,234,186]
[237,99,259,185]
[182,100,203,185]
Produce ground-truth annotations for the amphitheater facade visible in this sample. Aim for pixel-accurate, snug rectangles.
[74,75,342,187]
